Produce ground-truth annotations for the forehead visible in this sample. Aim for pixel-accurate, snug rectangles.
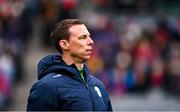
[69,24,90,37]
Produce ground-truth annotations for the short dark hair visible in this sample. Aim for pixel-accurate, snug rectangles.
[51,19,84,54]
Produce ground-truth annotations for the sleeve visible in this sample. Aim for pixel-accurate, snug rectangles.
[107,96,113,111]
[27,83,58,111]
[99,83,113,111]
[102,87,113,111]
[91,75,113,111]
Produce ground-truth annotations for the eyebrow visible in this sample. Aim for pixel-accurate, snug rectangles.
[78,34,91,38]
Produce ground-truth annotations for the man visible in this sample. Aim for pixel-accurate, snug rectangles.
[27,19,112,111]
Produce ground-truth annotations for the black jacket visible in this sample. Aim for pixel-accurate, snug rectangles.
[27,55,112,111]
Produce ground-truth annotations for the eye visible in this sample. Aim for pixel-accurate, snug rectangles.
[78,35,87,39]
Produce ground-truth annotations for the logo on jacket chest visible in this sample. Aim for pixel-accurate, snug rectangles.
[94,86,102,97]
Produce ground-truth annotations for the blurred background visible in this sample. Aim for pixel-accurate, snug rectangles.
[0,0,180,111]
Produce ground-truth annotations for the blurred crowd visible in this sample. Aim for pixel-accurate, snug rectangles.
[0,0,180,110]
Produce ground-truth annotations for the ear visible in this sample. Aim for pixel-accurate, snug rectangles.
[59,40,69,51]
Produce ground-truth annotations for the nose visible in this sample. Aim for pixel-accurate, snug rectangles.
[88,36,94,45]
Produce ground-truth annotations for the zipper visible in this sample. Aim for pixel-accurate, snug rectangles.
[78,72,94,110]
[83,81,94,110]
[76,67,95,110]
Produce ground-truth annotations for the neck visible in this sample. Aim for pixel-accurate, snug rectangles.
[62,53,84,69]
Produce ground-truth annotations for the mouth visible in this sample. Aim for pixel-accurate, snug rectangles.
[87,48,92,51]
[86,49,92,54]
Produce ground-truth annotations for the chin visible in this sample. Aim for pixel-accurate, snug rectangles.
[85,55,91,59]
[79,54,91,62]
[82,57,90,62]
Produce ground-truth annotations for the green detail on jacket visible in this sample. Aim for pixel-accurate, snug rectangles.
[78,68,86,83]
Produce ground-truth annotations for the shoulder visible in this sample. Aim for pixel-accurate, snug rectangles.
[27,74,61,110]
[32,73,65,90]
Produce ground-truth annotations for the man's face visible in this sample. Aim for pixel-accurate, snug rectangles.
[68,24,94,63]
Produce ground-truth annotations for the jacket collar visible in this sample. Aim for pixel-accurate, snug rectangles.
[38,55,90,82]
